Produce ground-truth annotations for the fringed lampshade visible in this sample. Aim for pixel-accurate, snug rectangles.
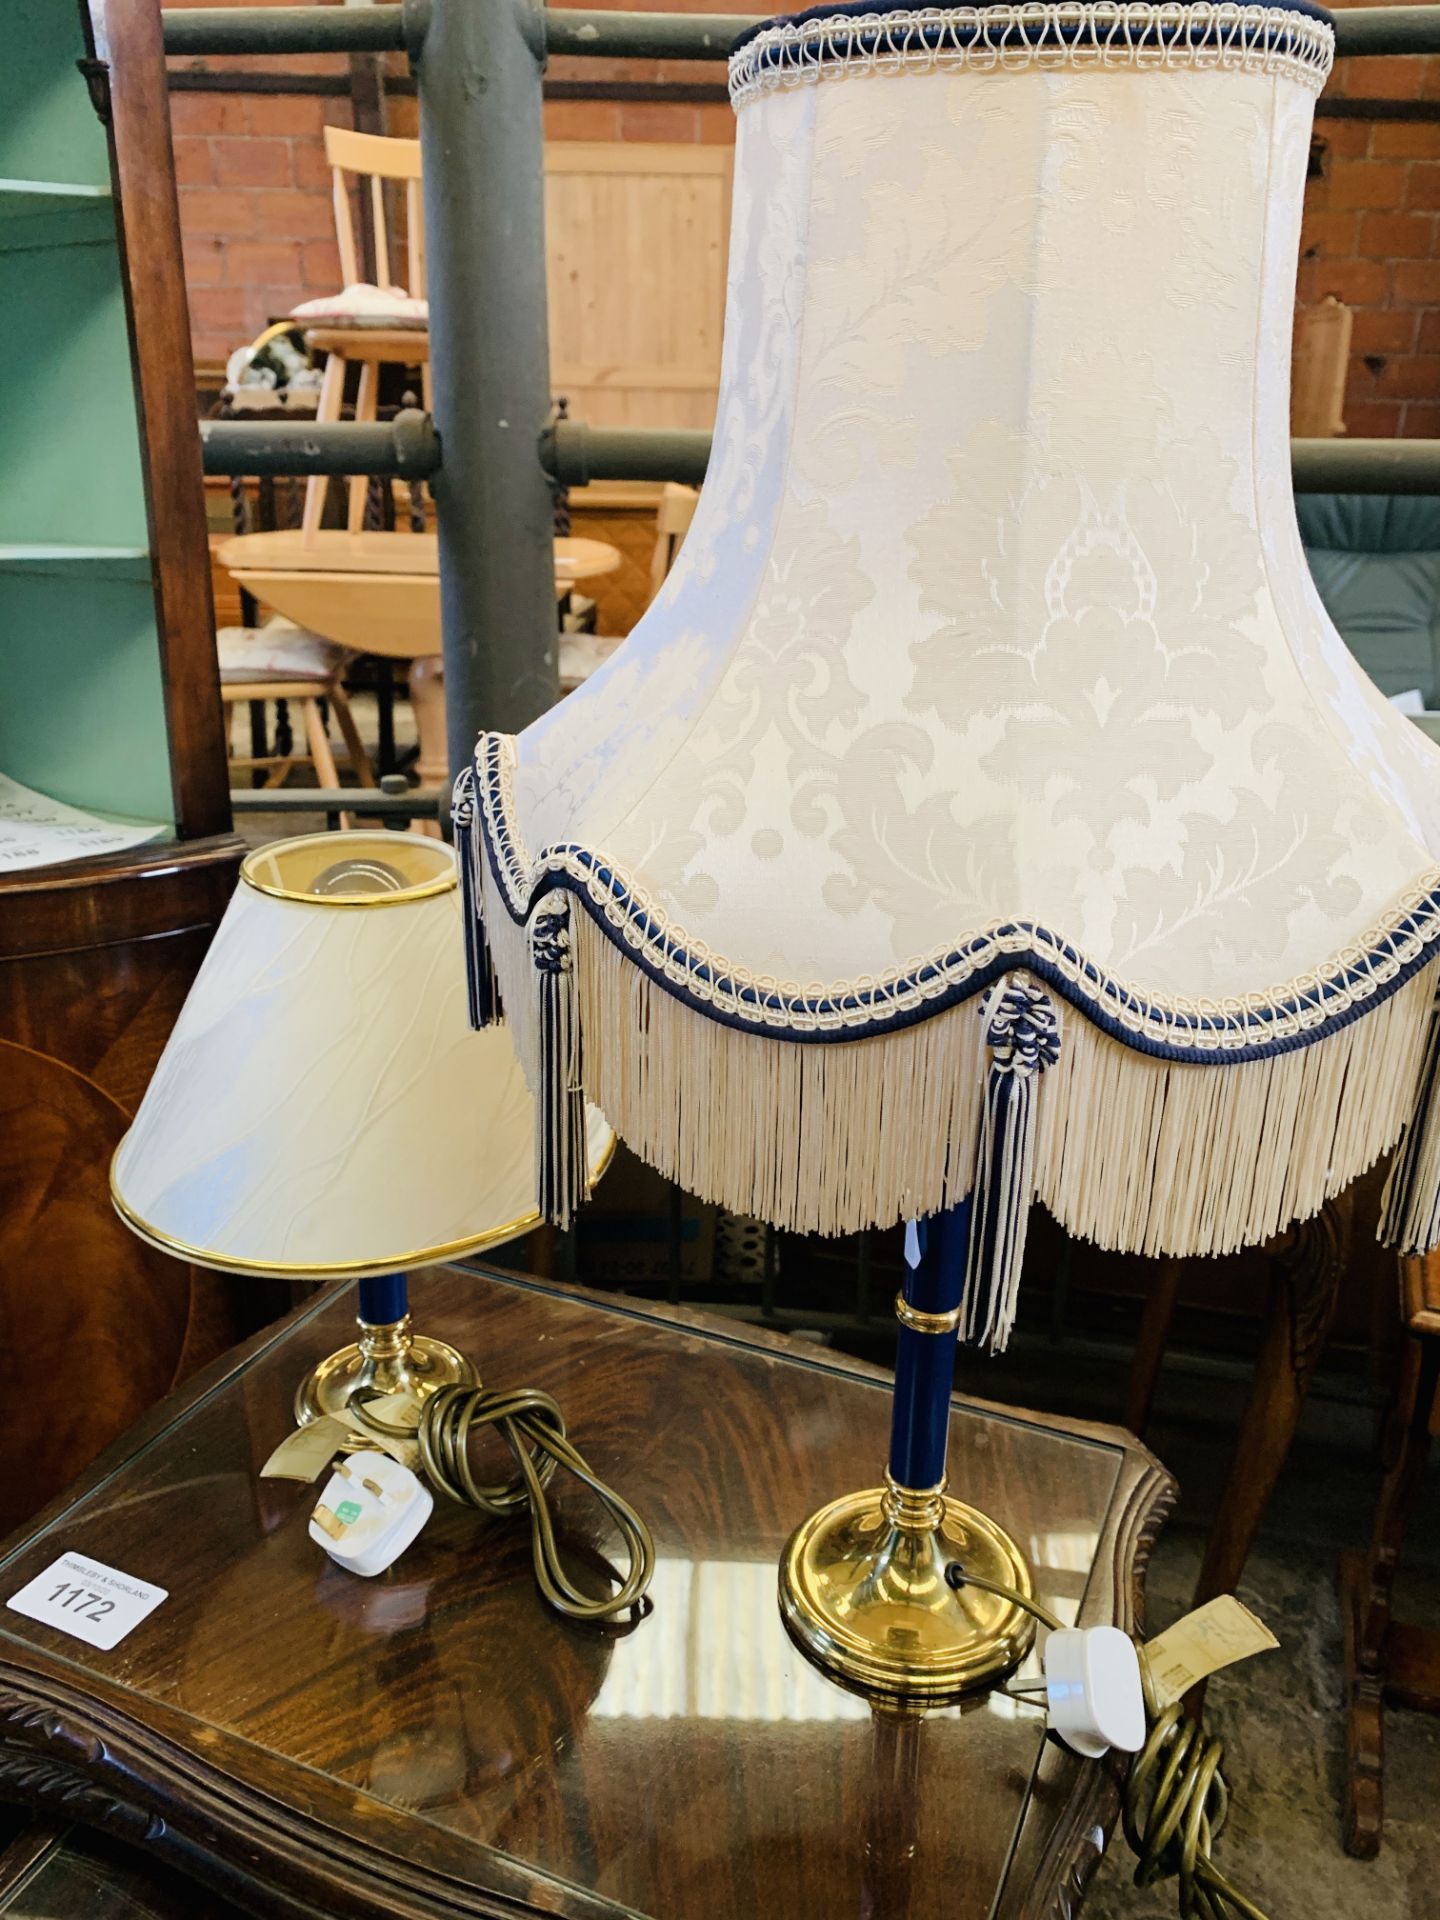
[457,0,1440,1697]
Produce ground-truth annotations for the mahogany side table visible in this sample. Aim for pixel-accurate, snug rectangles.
[0,1269,1172,1919]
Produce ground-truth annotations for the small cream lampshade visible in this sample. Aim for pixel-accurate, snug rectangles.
[112,831,613,1418]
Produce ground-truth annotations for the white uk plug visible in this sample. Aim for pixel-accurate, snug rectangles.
[309,1450,433,1578]
[1042,1626,1147,1757]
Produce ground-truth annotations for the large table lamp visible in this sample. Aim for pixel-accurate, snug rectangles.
[112,832,613,1423]
[457,0,1440,1700]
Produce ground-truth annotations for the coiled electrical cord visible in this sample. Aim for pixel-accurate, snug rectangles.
[349,1383,654,1623]
[944,1562,1270,1920]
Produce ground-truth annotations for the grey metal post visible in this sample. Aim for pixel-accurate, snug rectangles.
[415,0,558,773]
[165,5,1440,64]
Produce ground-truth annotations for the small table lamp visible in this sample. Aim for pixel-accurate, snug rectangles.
[112,831,612,1423]
[456,0,1440,1702]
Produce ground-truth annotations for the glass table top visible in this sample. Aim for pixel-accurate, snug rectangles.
[0,1268,1150,1919]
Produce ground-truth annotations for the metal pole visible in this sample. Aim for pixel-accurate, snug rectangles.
[1291,437,1440,494]
[1330,7,1440,56]
[200,411,440,478]
[546,425,1440,497]
[160,4,1440,64]
[416,0,558,774]
[543,9,755,59]
[163,3,419,57]
[202,418,1440,498]
[229,785,445,824]
[542,419,712,486]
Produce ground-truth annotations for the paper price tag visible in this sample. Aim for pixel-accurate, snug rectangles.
[7,1552,167,1652]
[260,1395,424,1485]
[261,1413,354,1483]
[1141,1595,1278,1709]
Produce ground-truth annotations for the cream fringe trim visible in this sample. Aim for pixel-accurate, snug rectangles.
[482,859,1438,1248]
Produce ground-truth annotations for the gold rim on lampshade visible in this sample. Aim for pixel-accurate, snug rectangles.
[108,1128,617,1281]
[239,831,458,907]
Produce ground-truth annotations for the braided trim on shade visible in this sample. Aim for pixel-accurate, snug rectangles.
[727,2,1335,105]
[474,734,1440,1067]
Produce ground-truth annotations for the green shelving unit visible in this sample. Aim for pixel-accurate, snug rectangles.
[0,0,195,837]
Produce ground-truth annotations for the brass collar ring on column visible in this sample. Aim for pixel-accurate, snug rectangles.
[894,1292,962,1335]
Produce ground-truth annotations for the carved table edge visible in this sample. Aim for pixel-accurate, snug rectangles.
[1004,1454,1178,1920]
[0,1662,636,1920]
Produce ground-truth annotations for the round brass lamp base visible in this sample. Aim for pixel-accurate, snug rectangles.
[294,1317,477,1425]
[779,1480,1036,1703]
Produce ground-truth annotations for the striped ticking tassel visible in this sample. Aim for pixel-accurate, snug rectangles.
[1380,988,1440,1254]
[962,973,1061,1354]
[453,766,501,1029]
[533,897,587,1228]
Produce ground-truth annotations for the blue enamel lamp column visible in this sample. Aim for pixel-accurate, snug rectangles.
[778,1199,1036,1701]
[294,1271,477,1424]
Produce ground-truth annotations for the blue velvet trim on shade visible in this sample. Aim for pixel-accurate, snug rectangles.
[730,0,1334,61]
[475,739,1440,1067]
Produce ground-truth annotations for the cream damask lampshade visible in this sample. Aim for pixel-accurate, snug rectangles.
[455,0,1440,1697]
[460,0,1440,1323]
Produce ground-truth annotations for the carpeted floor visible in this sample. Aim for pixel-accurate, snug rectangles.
[1011,1355,1440,1920]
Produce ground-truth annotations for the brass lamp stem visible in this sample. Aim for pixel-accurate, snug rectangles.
[778,1201,1036,1702]
[881,1474,947,1533]
[293,1276,477,1425]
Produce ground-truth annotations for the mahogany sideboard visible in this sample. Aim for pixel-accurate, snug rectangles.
[0,1269,1173,1919]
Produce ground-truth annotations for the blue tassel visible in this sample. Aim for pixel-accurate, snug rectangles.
[453,765,501,1029]
[1381,987,1440,1254]
[532,897,586,1229]
[962,973,1061,1354]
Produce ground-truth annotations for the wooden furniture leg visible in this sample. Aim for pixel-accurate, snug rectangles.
[1340,1258,1440,1857]
[303,350,347,537]
[348,360,380,535]
[300,696,350,828]
[1192,1196,1348,1616]
[330,683,375,787]
[407,654,447,831]
[1124,1257,1184,1437]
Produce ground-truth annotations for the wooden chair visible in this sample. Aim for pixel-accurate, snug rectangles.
[1292,294,1352,438]
[649,482,700,600]
[559,485,698,685]
[217,624,374,828]
[1124,1195,1353,1676]
[1341,1251,1440,1857]
[302,127,428,539]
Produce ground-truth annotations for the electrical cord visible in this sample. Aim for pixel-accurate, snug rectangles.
[348,1383,655,1623]
[944,1562,1270,1920]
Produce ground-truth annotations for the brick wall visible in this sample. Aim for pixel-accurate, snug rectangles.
[167,0,1440,437]
[1304,6,1440,437]
[171,83,354,368]
[164,0,353,368]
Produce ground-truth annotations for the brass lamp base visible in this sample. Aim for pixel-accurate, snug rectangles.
[779,1476,1035,1702]
[294,1314,477,1425]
